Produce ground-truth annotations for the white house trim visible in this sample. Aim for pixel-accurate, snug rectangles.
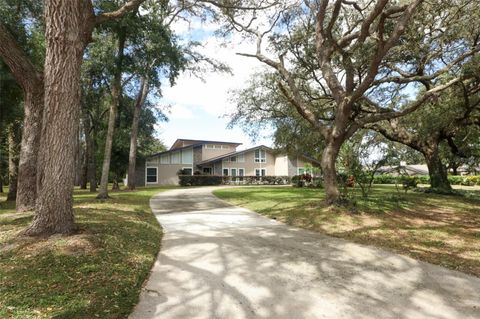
[145,166,158,185]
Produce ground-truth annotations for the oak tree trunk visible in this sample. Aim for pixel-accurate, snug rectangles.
[81,106,97,192]
[80,138,88,190]
[74,124,87,189]
[112,177,120,191]
[0,143,4,193]
[0,23,45,212]
[127,76,148,191]
[321,141,342,205]
[97,29,126,199]
[24,1,94,236]
[16,87,44,211]
[425,148,452,191]
[7,126,20,201]
[87,121,97,193]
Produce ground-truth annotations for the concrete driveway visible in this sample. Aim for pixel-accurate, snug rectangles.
[130,187,480,319]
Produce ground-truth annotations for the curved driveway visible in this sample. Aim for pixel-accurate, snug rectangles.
[130,187,480,319]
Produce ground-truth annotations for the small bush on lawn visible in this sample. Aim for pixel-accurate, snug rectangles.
[400,175,418,191]
[291,174,323,188]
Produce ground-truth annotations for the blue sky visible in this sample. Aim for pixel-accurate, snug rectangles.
[154,15,274,150]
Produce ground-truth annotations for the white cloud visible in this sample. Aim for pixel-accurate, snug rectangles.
[167,104,194,119]
[157,15,276,148]
[163,32,266,118]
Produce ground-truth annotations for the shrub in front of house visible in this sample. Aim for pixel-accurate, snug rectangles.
[229,175,291,185]
[178,175,292,186]
[178,175,224,186]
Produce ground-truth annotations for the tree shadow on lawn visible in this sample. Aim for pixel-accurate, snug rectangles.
[228,187,480,277]
[0,202,162,319]
[266,200,480,277]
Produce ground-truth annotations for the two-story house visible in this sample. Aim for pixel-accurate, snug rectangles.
[132,139,320,186]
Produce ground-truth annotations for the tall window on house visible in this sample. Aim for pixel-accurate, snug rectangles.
[254,149,266,163]
[238,168,245,182]
[146,167,158,183]
[171,151,181,164]
[160,154,170,164]
[223,168,229,176]
[255,168,266,176]
[181,149,193,164]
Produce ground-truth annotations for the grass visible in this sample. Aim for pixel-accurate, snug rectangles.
[214,185,480,277]
[0,186,173,319]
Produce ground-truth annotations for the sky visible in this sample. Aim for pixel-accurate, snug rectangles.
[154,18,274,151]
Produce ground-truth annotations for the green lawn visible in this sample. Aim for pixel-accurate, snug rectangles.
[0,186,172,319]
[214,185,480,277]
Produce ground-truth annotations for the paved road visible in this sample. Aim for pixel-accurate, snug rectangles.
[130,187,480,319]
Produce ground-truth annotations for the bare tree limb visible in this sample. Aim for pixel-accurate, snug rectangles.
[95,0,145,25]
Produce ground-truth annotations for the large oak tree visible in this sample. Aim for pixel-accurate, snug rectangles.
[229,0,479,204]
[0,0,147,236]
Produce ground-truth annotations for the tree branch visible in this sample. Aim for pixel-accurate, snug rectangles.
[0,23,43,91]
[95,0,145,25]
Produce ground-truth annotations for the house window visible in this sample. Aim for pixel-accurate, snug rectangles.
[160,154,170,164]
[223,168,229,176]
[230,156,237,162]
[221,145,230,149]
[255,168,266,176]
[182,167,193,175]
[203,167,212,175]
[146,167,158,183]
[181,149,193,164]
[205,144,214,149]
[254,149,266,163]
[214,145,222,149]
[171,151,181,164]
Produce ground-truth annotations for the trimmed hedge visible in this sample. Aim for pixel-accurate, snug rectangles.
[179,173,480,187]
[178,175,291,186]
[373,174,480,186]
[178,175,225,186]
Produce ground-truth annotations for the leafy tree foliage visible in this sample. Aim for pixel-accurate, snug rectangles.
[228,0,480,203]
